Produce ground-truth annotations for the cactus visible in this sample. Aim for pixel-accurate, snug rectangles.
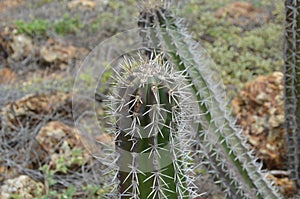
[284,0,300,189]
[107,53,199,198]
[137,4,281,199]
[72,1,291,198]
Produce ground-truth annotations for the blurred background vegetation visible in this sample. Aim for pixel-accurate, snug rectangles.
[0,0,284,95]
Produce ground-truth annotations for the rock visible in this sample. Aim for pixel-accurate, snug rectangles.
[0,91,75,174]
[0,162,18,184]
[36,121,90,170]
[0,91,92,181]
[0,27,14,58]
[232,72,286,169]
[0,139,49,183]
[266,173,297,197]
[0,175,44,199]
[0,0,23,12]
[0,28,89,70]
[231,72,296,196]
[0,67,15,84]
[10,34,33,61]
[67,0,96,10]
[0,26,33,61]
[40,38,88,70]
[0,91,72,130]
[215,2,270,28]
[215,2,255,18]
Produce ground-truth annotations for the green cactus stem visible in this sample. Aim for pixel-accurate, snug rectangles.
[137,5,281,199]
[284,0,300,188]
[107,54,199,198]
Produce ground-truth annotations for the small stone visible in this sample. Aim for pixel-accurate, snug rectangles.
[40,38,88,70]
[35,121,90,170]
[1,91,72,130]
[10,34,33,60]
[0,0,23,11]
[67,0,96,10]
[256,92,269,104]
[0,175,44,199]
[215,1,270,28]
[0,67,15,84]
[266,174,297,197]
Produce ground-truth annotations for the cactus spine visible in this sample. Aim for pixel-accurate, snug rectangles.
[108,54,199,198]
[137,6,281,199]
[284,0,300,189]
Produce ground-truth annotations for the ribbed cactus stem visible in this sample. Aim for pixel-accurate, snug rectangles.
[284,0,300,188]
[108,54,198,198]
[138,6,281,199]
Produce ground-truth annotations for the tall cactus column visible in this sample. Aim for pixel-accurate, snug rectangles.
[108,54,198,198]
[138,5,281,199]
[284,0,300,188]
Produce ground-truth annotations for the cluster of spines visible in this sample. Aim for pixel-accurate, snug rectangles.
[284,0,300,190]
[105,54,200,198]
[137,5,282,199]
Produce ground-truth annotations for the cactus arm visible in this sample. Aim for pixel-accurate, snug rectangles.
[164,16,281,199]
[165,35,256,198]
[284,0,300,188]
